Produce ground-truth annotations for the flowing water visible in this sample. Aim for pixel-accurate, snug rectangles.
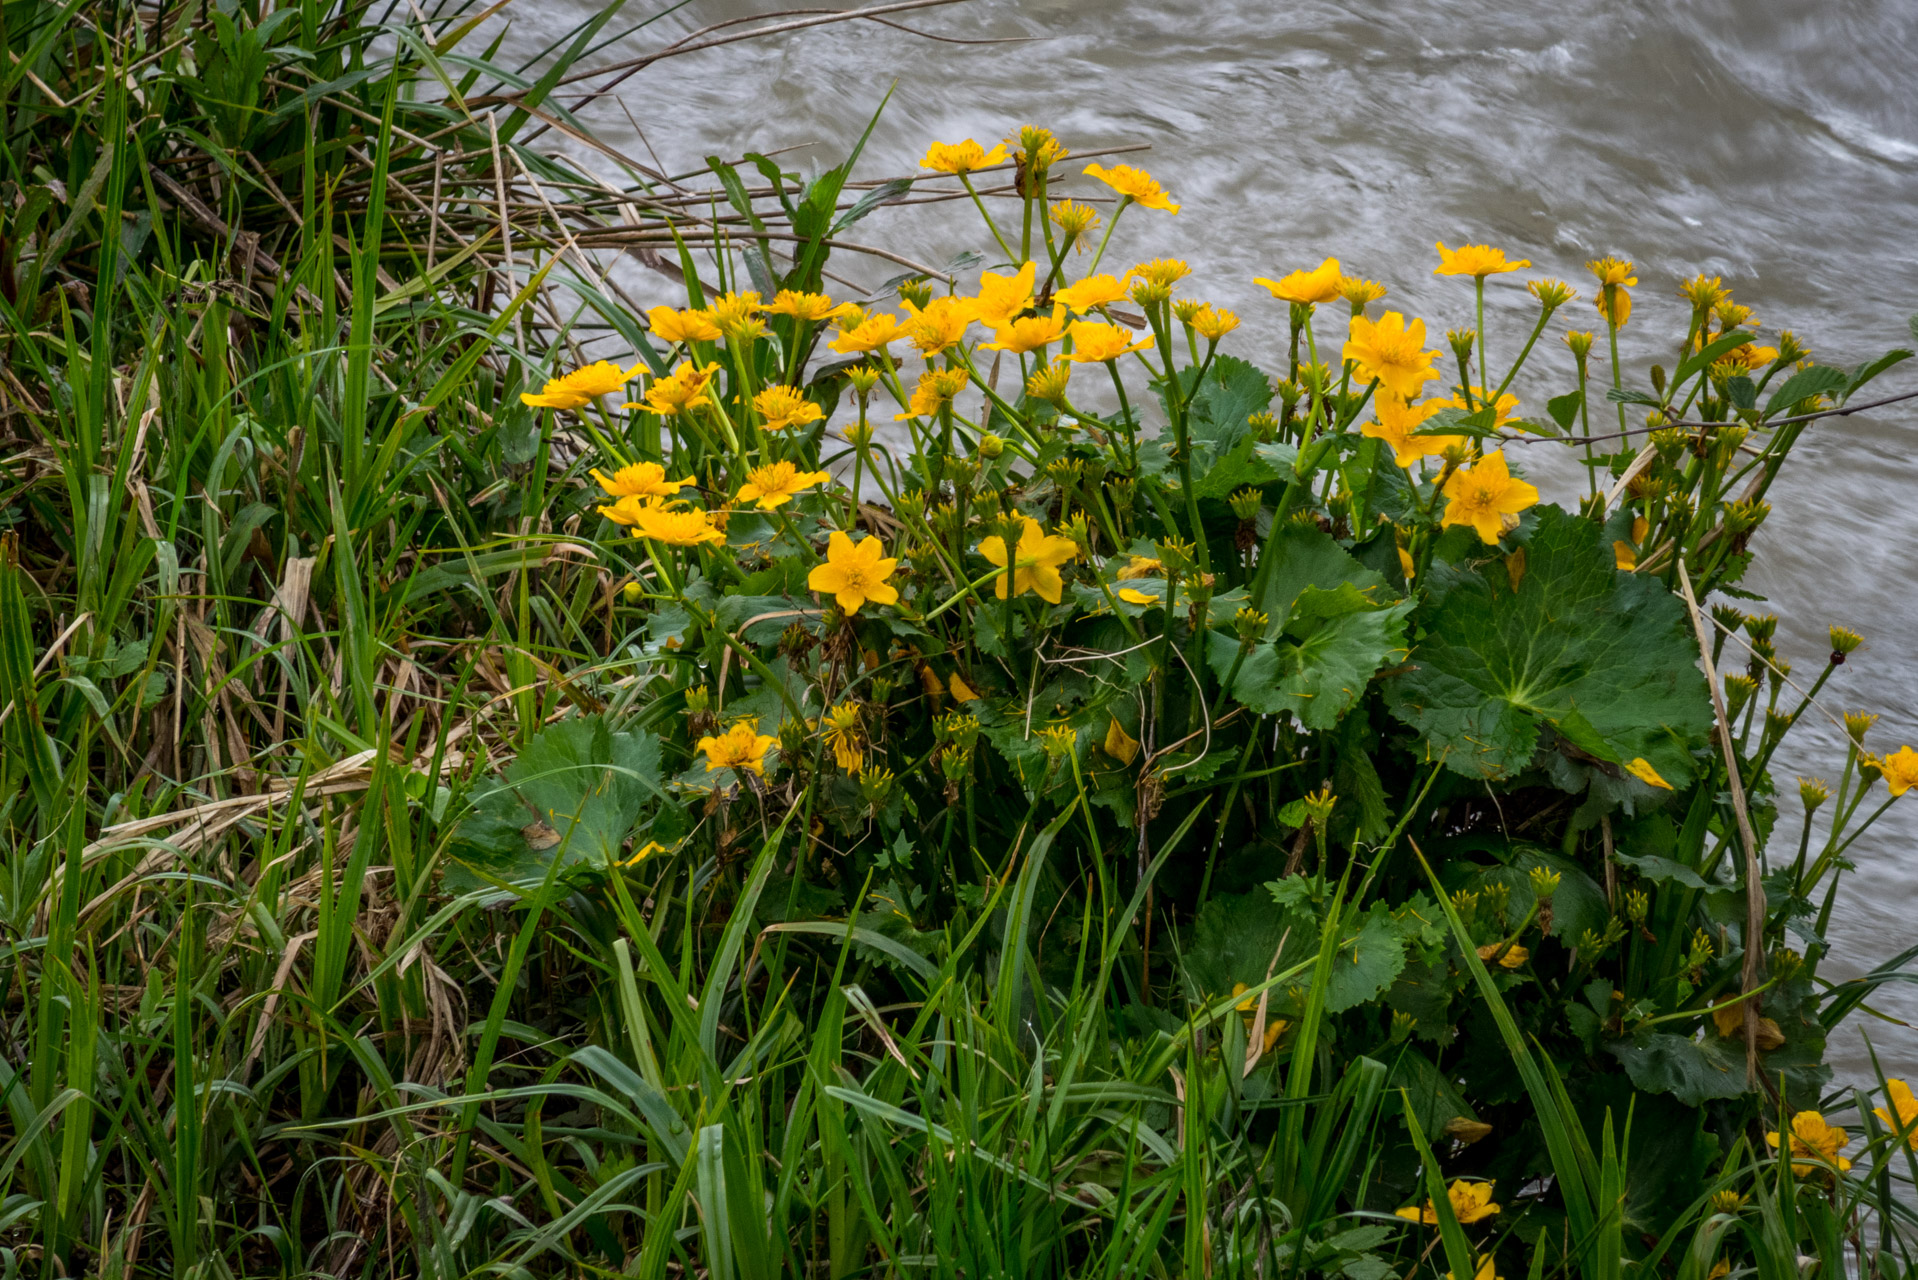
[519,0,1918,1082]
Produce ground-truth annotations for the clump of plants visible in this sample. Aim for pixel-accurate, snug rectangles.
[7,3,1918,1272]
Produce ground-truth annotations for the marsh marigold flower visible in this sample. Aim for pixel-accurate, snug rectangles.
[1062,320,1153,364]
[1008,124,1067,172]
[895,367,971,420]
[1255,256,1343,305]
[1338,276,1389,310]
[736,460,829,511]
[921,138,1009,174]
[985,306,1070,354]
[1026,361,1072,405]
[1587,257,1637,327]
[604,499,726,546]
[1477,942,1530,969]
[1440,450,1538,544]
[808,531,899,614]
[821,704,865,772]
[1877,745,1918,797]
[966,262,1038,330]
[1434,242,1530,278]
[1343,311,1442,400]
[1875,1079,1918,1148]
[708,290,765,340]
[903,295,973,355]
[1448,386,1522,429]
[1128,258,1192,291]
[1055,273,1129,312]
[630,361,720,416]
[979,516,1079,603]
[646,306,721,345]
[522,359,646,410]
[1190,305,1241,341]
[753,385,825,432]
[1082,161,1179,213]
[764,290,856,324]
[1767,1111,1852,1175]
[698,720,777,777]
[1395,1179,1501,1225]
[1362,396,1460,468]
[592,461,695,500]
[1050,199,1102,252]
[828,312,903,355]
[1447,1258,1501,1280]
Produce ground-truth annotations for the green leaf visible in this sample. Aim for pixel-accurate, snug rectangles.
[1762,364,1849,418]
[1548,389,1584,432]
[715,593,822,646]
[1208,600,1411,731]
[1384,505,1713,782]
[1182,891,1314,1002]
[1844,348,1913,402]
[1606,1033,1747,1106]
[1672,330,1752,388]
[448,716,662,891]
[1322,901,1410,1012]
[1181,353,1273,448]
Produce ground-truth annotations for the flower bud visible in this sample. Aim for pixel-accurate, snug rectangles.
[1626,888,1650,923]
[1723,673,1759,720]
[1234,606,1269,642]
[1228,486,1264,521]
[897,277,932,310]
[1744,612,1778,642]
[1390,1010,1416,1043]
[978,433,1005,459]
[1829,625,1863,663]
[1711,1190,1748,1215]
[1564,330,1595,363]
[1248,410,1279,442]
[842,421,875,448]
[1844,710,1878,744]
[1446,328,1476,365]
[1529,865,1562,901]
[621,579,644,603]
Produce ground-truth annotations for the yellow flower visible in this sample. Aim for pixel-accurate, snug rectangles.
[697,719,777,777]
[984,305,1070,354]
[1127,258,1192,291]
[1062,319,1153,364]
[592,461,695,500]
[1190,305,1241,341]
[1103,716,1141,765]
[828,312,902,355]
[1117,556,1162,580]
[1343,312,1442,401]
[736,460,830,510]
[605,500,726,546]
[1338,276,1389,308]
[1477,942,1529,969]
[807,531,900,614]
[646,306,721,345]
[1725,344,1779,371]
[764,290,856,324]
[1440,451,1539,544]
[979,516,1079,603]
[966,262,1038,330]
[753,385,826,432]
[949,673,980,702]
[630,361,720,416]
[1766,1111,1852,1175]
[1055,273,1129,313]
[1878,745,1918,797]
[1448,386,1521,429]
[1395,1179,1502,1224]
[902,295,973,355]
[1626,757,1673,790]
[921,138,1009,174]
[1255,257,1343,305]
[1362,396,1460,468]
[895,367,971,420]
[708,290,766,341]
[1008,125,1067,172]
[1588,257,1637,328]
[1447,1257,1502,1280]
[1049,198,1102,253]
[1026,362,1071,406]
[522,359,647,410]
[822,704,865,772]
[1875,1079,1918,1149]
[1082,161,1179,213]
[1434,242,1531,278]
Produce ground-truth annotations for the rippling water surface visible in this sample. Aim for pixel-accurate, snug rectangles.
[520,0,1918,1080]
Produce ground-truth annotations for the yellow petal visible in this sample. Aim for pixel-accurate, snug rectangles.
[949,674,980,703]
[1625,757,1673,790]
[1103,716,1141,765]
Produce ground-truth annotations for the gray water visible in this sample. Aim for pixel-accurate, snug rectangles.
[522,0,1918,1084]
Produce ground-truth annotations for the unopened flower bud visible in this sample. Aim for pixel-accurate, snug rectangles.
[621,580,644,603]
[978,433,1006,459]
[897,278,933,310]
[1626,888,1650,923]
[1564,330,1595,363]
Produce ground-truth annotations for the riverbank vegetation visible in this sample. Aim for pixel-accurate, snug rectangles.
[6,1,1918,1277]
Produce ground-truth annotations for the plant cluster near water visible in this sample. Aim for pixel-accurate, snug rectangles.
[6,2,1918,1278]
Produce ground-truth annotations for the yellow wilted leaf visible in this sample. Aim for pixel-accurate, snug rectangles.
[1103,716,1141,765]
